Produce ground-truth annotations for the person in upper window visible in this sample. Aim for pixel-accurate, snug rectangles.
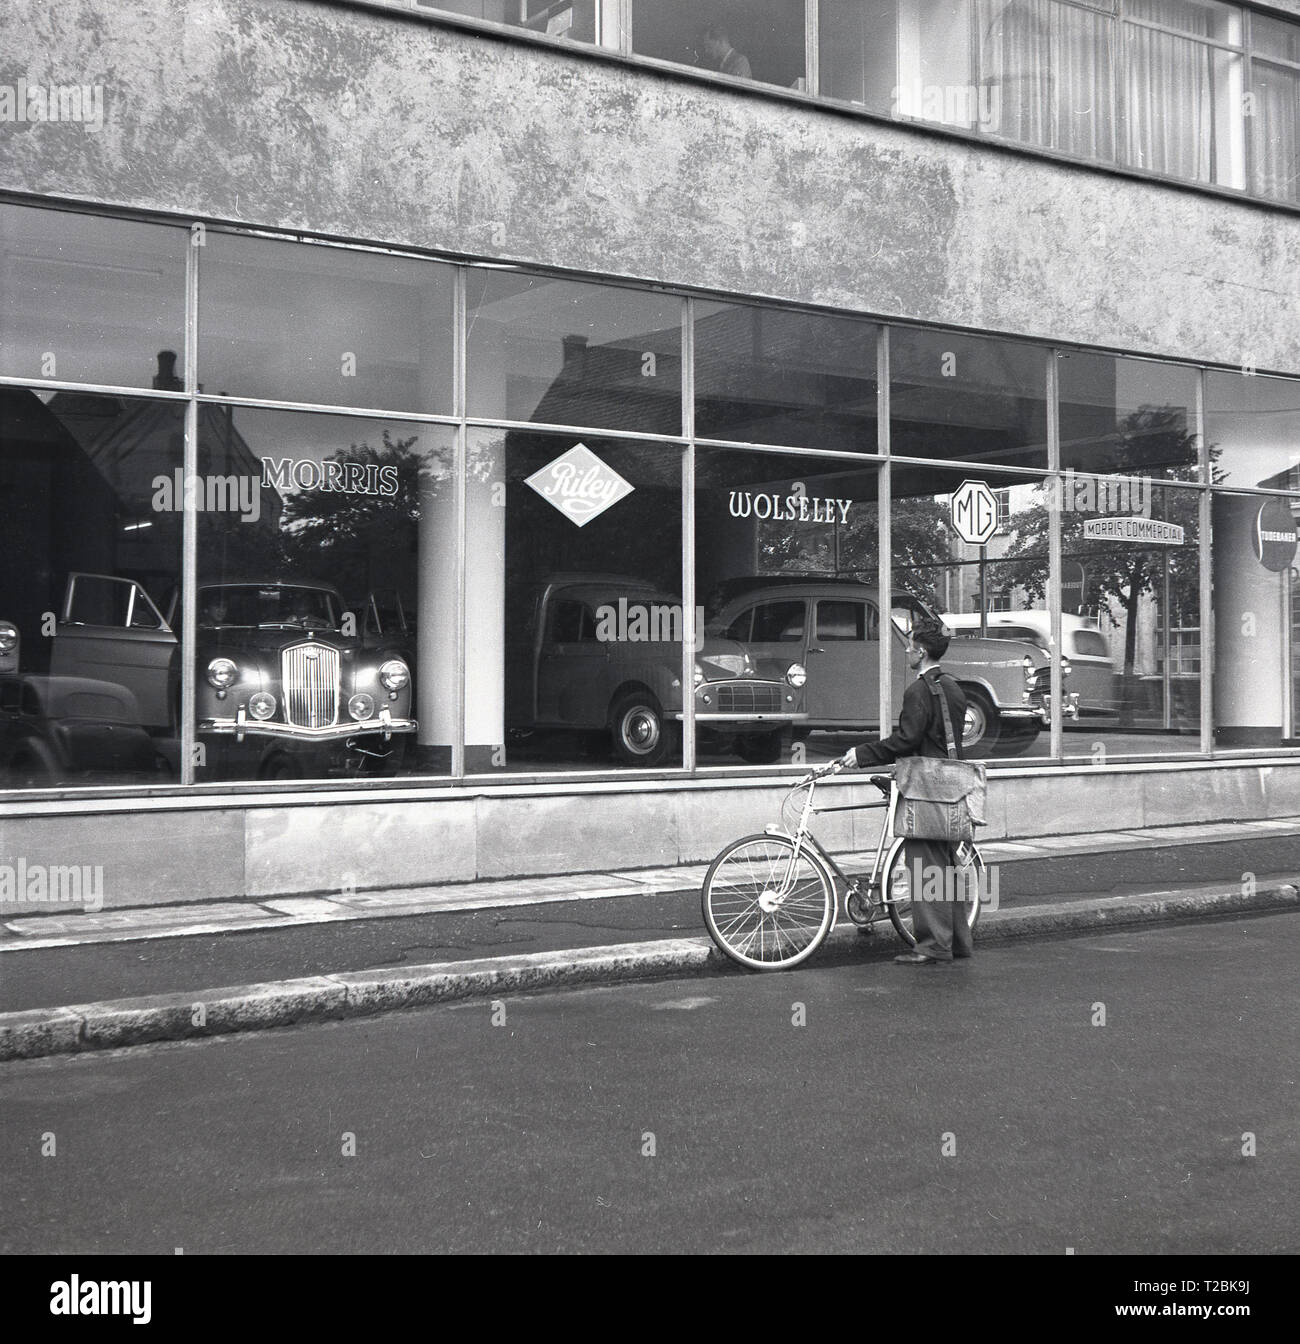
[698,25,752,80]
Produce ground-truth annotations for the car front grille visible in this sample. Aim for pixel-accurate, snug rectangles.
[714,682,783,714]
[281,642,340,728]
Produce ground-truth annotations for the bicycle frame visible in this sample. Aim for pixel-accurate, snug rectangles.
[762,766,900,926]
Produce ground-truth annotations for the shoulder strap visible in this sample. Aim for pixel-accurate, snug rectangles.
[925,676,960,760]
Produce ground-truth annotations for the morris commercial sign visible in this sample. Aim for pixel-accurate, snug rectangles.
[1082,517,1184,545]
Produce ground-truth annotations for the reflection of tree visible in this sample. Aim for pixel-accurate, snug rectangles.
[754,496,956,607]
[1001,408,1205,723]
[276,434,433,596]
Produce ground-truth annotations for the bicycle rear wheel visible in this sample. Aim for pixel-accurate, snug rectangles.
[886,838,985,948]
[702,834,835,971]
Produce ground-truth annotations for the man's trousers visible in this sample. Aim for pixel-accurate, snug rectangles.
[902,837,974,962]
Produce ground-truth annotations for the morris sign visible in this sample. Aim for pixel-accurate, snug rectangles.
[1082,517,1184,545]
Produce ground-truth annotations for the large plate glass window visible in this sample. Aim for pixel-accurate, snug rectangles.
[696,450,880,768]
[891,463,1051,760]
[890,327,1049,469]
[0,204,187,390]
[1055,477,1203,759]
[632,1,807,89]
[0,390,184,790]
[466,272,682,434]
[485,429,685,773]
[1205,371,1300,493]
[192,409,455,782]
[1058,351,1200,481]
[694,302,879,452]
[198,233,455,415]
[1210,491,1299,750]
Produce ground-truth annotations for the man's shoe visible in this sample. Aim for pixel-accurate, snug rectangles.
[894,951,942,965]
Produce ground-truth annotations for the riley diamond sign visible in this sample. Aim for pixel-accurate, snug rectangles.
[525,443,634,527]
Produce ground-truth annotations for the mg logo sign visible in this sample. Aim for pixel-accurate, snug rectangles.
[525,443,634,528]
[951,480,999,545]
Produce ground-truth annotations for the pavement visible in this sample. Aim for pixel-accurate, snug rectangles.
[0,814,1297,1061]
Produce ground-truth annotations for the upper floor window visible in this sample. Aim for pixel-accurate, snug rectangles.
[413,1,1300,206]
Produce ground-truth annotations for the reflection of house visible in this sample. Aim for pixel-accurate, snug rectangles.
[44,352,281,608]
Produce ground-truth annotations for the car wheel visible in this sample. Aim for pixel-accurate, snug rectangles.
[959,687,1000,756]
[609,691,669,767]
[735,731,784,765]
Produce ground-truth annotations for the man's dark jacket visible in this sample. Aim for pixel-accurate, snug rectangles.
[852,666,966,766]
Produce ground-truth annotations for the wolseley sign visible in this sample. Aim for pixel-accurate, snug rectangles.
[525,443,634,527]
[1083,517,1184,545]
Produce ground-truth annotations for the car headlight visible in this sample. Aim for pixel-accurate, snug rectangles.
[248,692,276,720]
[0,622,17,653]
[379,659,409,692]
[786,662,807,688]
[207,657,238,689]
[348,692,375,721]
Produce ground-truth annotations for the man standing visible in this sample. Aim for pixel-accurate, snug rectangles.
[839,617,974,965]
[698,25,752,79]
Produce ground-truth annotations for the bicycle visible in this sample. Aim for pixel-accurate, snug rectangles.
[701,759,986,970]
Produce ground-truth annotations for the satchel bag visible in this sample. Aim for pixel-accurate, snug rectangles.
[892,678,988,842]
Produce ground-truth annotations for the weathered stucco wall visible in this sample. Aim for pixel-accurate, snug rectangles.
[2,0,1298,373]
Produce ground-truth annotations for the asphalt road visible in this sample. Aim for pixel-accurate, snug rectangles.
[0,913,1295,1255]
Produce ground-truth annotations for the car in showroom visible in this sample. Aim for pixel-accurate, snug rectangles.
[709,578,1077,756]
[942,610,1118,718]
[0,672,168,787]
[507,574,808,766]
[44,573,416,778]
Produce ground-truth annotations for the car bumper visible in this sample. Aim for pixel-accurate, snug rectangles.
[200,708,418,743]
[1018,692,1081,723]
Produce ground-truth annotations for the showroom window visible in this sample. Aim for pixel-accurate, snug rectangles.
[1054,478,1204,758]
[1210,490,1299,747]
[487,428,685,773]
[0,388,185,788]
[1057,351,1200,479]
[890,327,1050,469]
[892,464,1052,758]
[198,232,456,416]
[465,271,682,433]
[192,409,456,782]
[696,448,881,768]
[1204,370,1300,492]
[0,205,187,390]
[694,302,879,452]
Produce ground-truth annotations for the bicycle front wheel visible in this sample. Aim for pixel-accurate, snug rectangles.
[702,834,835,971]
[885,838,986,948]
